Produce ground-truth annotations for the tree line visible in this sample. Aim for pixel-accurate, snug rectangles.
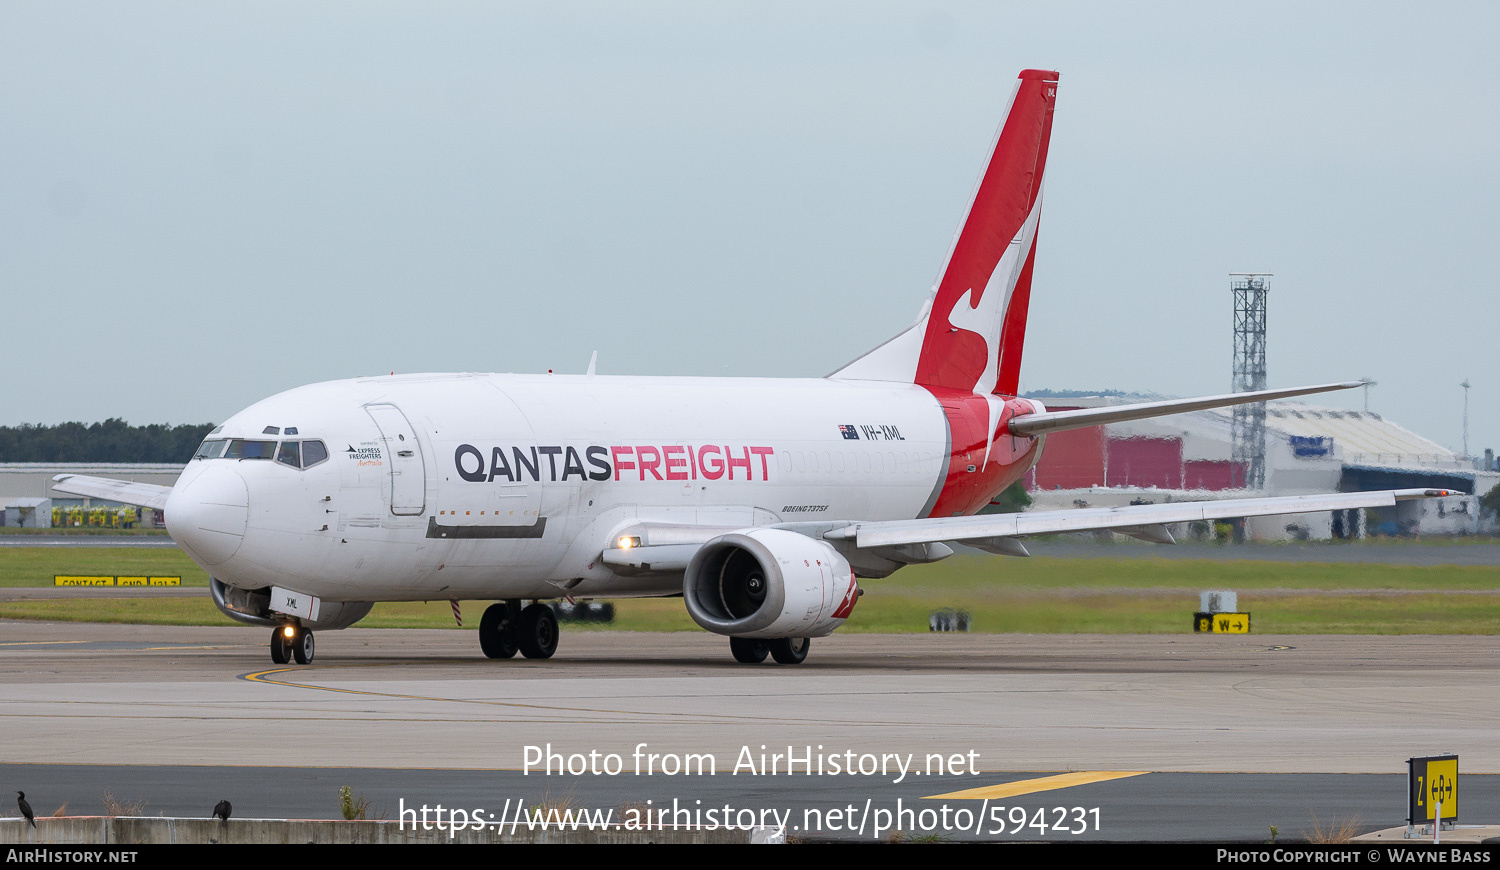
[0,419,216,463]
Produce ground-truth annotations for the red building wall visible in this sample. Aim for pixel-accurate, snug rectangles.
[1105,437,1183,489]
[1030,422,1107,490]
[1184,459,1244,491]
[1028,411,1242,493]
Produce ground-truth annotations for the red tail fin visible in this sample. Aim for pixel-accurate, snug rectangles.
[831,69,1057,396]
[918,69,1056,395]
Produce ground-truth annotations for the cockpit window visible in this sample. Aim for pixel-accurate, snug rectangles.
[200,438,328,467]
[194,439,227,460]
[224,439,277,460]
[276,441,302,468]
[302,440,329,468]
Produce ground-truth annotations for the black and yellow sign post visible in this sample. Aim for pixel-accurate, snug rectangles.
[1193,590,1250,633]
[1407,754,1458,839]
[54,576,181,587]
[1193,612,1251,633]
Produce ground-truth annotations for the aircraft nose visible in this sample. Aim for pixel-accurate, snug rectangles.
[165,465,249,566]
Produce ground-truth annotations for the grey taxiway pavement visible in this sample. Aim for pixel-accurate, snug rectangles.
[1,623,1497,840]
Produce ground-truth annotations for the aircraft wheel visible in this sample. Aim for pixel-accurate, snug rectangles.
[292,628,315,665]
[270,627,291,664]
[479,603,519,659]
[516,603,559,660]
[729,637,769,663]
[769,637,810,665]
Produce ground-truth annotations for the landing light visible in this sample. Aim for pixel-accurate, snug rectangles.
[618,536,640,550]
[282,626,296,638]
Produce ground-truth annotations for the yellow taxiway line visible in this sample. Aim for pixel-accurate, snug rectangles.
[926,770,1147,800]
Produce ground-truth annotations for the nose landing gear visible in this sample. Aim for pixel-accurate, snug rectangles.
[270,624,314,665]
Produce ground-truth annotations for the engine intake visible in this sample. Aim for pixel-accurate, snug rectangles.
[684,528,858,639]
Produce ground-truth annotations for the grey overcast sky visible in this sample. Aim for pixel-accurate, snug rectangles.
[3,2,1497,454]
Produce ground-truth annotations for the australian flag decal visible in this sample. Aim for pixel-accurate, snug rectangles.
[839,425,860,440]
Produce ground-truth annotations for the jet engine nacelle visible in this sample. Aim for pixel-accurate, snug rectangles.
[683,528,860,639]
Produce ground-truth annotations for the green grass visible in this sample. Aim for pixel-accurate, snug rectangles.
[2,551,1498,634]
[0,597,238,626]
[1034,532,1500,549]
[5,590,1499,634]
[884,555,1500,592]
[360,599,701,632]
[0,596,699,631]
[9,549,1491,593]
[840,590,1500,635]
[0,548,209,587]
[0,526,170,536]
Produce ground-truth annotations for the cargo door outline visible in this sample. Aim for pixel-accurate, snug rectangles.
[365,403,427,516]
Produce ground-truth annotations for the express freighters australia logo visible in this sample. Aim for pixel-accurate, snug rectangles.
[346,443,383,466]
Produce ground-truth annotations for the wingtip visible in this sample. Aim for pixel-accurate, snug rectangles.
[1392,488,1461,500]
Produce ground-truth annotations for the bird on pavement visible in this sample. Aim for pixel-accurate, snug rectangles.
[213,800,231,823]
[18,792,35,828]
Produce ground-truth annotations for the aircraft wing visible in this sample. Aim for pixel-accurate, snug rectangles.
[1007,381,1363,437]
[50,474,173,512]
[824,488,1454,549]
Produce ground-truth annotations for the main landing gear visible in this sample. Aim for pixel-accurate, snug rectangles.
[479,600,558,660]
[270,624,315,665]
[730,636,810,665]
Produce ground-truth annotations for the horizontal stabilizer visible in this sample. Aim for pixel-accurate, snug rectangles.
[50,474,173,511]
[831,488,1456,549]
[1007,381,1364,437]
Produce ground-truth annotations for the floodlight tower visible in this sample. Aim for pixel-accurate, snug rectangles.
[1231,273,1271,489]
[1461,378,1471,459]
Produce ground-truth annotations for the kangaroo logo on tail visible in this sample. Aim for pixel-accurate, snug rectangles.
[944,200,1044,396]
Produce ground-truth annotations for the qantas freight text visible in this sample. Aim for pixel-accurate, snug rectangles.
[453,444,777,484]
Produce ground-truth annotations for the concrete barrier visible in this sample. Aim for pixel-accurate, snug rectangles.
[0,817,759,844]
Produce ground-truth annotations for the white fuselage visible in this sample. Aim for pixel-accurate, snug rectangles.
[168,372,970,603]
